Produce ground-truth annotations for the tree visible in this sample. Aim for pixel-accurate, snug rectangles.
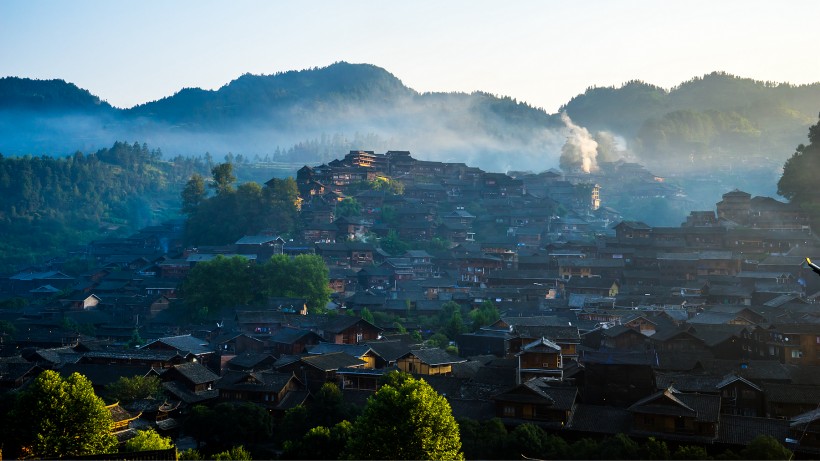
[213,445,252,460]
[211,162,236,195]
[739,435,792,460]
[104,375,164,403]
[181,255,255,320]
[183,402,272,453]
[122,428,173,452]
[11,370,117,458]
[282,421,352,460]
[360,307,375,324]
[181,173,207,215]
[336,197,361,218]
[672,444,710,460]
[345,371,464,460]
[380,229,409,256]
[259,254,332,314]
[469,300,499,331]
[778,115,820,228]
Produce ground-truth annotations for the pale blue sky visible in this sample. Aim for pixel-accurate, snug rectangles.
[1,0,817,112]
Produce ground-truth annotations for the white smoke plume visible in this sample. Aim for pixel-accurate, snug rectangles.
[559,112,599,173]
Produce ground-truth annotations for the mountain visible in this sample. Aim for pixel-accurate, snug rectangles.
[562,72,820,171]
[0,77,113,112]
[0,63,563,172]
[2,63,820,178]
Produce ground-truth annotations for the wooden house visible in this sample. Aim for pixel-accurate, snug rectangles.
[160,362,220,405]
[492,377,578,429]
[268,328,324,356]
[516,337,563,384]
[716,373,765,417]
[396,348,466,376]
[277,352,366,392]
[628,385,721,443]
[215,370,305,410]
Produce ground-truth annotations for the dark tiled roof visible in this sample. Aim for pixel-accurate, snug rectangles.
[306,343,372,357]
[227,353,276,369]
[629,387,720,423]
[408,348,467,366]
[144,335,212,355]
[276,389,310,411]
[161,381,219,404]
[568,404,632,435]
[164,362,219,385]
[216,370,295,392]
[366,341,412,362]
[448,398,495,421]
[654,371,723,393]
[301,352,365,371]
[762,383,820,404]
[718,414,790,446]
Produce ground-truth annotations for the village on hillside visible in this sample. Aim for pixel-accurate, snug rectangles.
[2,150,820,456]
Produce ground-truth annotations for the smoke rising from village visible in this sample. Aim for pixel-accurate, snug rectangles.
[559,112,599,174]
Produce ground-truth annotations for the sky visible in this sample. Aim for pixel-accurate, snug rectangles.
[1,0,818,113]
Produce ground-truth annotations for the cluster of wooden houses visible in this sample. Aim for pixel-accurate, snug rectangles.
[2,150,820,455]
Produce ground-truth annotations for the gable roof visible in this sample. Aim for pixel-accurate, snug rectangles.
[143,335,212,355]
[300,351,366,371]
[628,386,720,423]
[163,362,219,385]
[405,348,467,366]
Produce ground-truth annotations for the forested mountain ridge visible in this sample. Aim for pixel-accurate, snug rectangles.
[3,63,820,176]
[0,77,113,112]
[562,72,820,168]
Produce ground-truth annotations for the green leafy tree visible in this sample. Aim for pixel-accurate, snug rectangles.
[597,433,640,459]
[458,418,508,460]
[178,448,203,460]
[11,370,117,458]
[505,423,546,459]
[213,445,252,460]
[778,115,820,228]
[181,173,207,215]
[181,255,255,320]
[380,229,409,256]
[640,437,670,460]
[211,162,236,195]
[672,444,710,460]
[122,428,173,452]
[739,435,792,460]
[345,371,464,460]
[183,402,272,453]
[336,197,361,218]
[469,300,499,331]
[282,421,352,460]
[104,375,164,403]
[360,307,375,324]
[127,328,145,348]
[0,319,16,336]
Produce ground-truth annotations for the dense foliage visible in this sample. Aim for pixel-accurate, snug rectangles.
[103,375,164,403]
[457,420,791,460]
[182,163,299,245]
[345,371,464,460]
[9,370,118,459]
[122,428,174,453]
[563,72,820,164]
[778,115,820,228]
[0,141,207,272]
[181,254,332,318]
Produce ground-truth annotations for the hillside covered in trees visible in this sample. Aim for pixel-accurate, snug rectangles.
[4,63,820,177]
[0,142,206,272]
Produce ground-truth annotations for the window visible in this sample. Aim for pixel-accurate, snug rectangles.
[504,406,516,417]
[791,350,803,358]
